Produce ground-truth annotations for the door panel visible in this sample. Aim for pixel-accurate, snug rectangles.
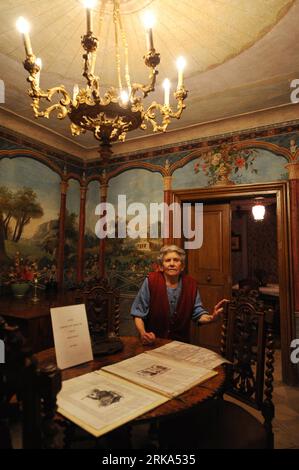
[187,203,231,351]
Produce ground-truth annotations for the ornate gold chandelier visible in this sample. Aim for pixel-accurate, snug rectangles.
[17,0,187,156]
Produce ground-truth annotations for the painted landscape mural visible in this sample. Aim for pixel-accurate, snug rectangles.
[84,180,101,281]
[64,178,80,287]
[103,169,163,291]
[0,129,297,293]
[0,157,60,290]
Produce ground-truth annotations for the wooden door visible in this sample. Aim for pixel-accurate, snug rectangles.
[187,203,231,351]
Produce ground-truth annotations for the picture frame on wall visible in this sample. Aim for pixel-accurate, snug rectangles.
[232,234,241,252]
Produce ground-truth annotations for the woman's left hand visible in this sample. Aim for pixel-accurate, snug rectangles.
[210,298,230,321]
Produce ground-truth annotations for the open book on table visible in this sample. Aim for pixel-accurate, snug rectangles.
[57,342,219,438]
[102,351,217,398]
[143,340,230,370]
[57,369,168,438]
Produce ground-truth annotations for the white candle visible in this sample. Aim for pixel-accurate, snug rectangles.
[163,79,170,107]
[120,90,129,105]
[87,9,92,32]
[146,29,154,51]
[143,12,155,51]
[176,56,186,90]
[24,32,33,56]
[35,57,42,88]
[84,0,97,33]
[16,17,33,56]
[73,84,79,102]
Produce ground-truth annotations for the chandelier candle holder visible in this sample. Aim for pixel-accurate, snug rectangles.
[17,0,188,158]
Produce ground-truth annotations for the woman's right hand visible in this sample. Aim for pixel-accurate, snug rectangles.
[140,331,156,345]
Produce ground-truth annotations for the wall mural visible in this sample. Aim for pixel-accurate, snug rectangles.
[64,178,80,287]
[0,125,298,294]
[193,147,258,186]
[173,147,289,188]
[84,180,100,281]
[105,169,163,291]
[0,157,60,292]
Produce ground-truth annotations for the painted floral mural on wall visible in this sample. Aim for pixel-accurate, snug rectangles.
[194,146,258,186]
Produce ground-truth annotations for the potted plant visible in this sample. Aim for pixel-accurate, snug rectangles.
[10,281,30,298]
[7,252,34,298]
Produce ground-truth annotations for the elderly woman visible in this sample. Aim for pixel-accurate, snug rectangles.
[131,244,228,345]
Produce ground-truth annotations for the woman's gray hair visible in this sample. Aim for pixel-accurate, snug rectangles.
[157,245,186,265]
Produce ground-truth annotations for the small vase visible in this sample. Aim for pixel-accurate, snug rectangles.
[11,282,30,298]
[214,165,235,186]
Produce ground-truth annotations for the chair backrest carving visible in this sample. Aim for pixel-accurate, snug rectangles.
[221,290,275,434]
[83,278,120,337]
[75,278,122,356]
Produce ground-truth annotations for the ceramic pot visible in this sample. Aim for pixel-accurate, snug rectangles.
[11,282,30,298]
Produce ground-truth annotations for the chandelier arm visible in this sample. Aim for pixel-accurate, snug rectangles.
[31,100,69,120]
[131,67,158,99]
[70,123,86,137]
[143,88,188,132]
[82,0,106,96]
[24,61,71,120]
[89,0,106,96]
[81,34,99,90]
[143,103,170,132]
[83,51,94,88]
[131,71,157,99]
[130,48,160,100]
[165,88,188,119]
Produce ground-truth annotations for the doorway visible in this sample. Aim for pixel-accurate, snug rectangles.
[173,181,295,385]
[231,197,280,347]
[188,202,231,352]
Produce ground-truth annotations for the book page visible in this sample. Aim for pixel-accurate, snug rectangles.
[146,341,230,370]
[50,304,93,369]
[57,370,168,437]
[101,353,217,398]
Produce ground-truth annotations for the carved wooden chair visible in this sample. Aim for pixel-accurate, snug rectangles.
[77,278,123,356]
[157,290,275,449]
[0,317,62,449]
[54,279,124,448]
[194,290,275,449]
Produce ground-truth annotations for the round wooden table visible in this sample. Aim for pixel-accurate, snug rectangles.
[37,335,226,422]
